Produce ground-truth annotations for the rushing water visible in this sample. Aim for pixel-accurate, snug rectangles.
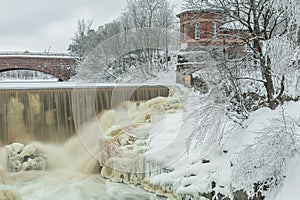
[0,83,169,200]
[0,136,163,200]
[0,84,169,144]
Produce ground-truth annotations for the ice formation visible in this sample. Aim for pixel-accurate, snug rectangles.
[5,143,47,172]
[98,89,184,186]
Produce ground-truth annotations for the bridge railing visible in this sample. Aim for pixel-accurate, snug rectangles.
[0,51,78,58]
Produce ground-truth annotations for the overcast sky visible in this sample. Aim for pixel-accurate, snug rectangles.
[0,0,183,53]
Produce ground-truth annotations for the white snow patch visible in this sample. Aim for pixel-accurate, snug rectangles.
[145,89,300,199]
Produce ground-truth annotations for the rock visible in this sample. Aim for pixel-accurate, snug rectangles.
[11,143,24,154]
[6,143,47,172]
[117,134,137,146]
[202,159,210,164]
[97,94,185,199]
[5,143,24,157]
[233,190,249,200]
[19,144,36,158]
[21,155,47,171]
[8,159,22,172]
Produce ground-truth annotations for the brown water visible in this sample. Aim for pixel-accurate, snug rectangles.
[0,85,170,200]
[0,86,169,144]
[0,136,163,200]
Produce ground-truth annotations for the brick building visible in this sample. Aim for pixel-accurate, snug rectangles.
[176,8,299,89]
[176,9,252,57]
[176,9,254,88]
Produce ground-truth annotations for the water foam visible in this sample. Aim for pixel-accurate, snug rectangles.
[0,136,162,200]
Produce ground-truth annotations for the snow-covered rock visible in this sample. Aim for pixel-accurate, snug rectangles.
[5,143,47,172]
[98,91,184,189]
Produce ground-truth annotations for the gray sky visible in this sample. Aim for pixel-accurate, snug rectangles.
[0,0,183,53]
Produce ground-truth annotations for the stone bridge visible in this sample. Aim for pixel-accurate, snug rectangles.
[0,52,78,81]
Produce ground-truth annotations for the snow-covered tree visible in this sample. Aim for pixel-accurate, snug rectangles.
[123,0,175,29]
[68,19,99,59]
[73,0,177,83]
[183,0,300,110]
[118,0,176,81]
[96,20,127,43]
[231,111,299,198]
[75,27,179,83]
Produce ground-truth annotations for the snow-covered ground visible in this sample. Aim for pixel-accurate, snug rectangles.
[275,154,300,200]
[141,86,300,199]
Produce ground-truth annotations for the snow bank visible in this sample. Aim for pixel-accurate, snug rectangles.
[146,89,300,199]
[93,80,300,199]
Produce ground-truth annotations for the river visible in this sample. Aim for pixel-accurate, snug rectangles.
[0,82,168,200]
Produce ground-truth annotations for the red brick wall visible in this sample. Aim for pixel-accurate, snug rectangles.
[178,10,252,55]
[0,57,77,80]
[179,11,224,42]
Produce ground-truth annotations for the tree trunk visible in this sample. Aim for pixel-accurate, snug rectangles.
[261,57,277,110]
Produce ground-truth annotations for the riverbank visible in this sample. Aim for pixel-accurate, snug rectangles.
[96,85,300,200]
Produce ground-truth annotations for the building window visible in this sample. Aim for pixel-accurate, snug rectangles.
[212,22,217,40]
[195,23,200,40]
[183,25,187,41]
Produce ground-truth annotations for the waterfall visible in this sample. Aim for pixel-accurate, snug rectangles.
[0,85,169,144]
[0,84,171,200]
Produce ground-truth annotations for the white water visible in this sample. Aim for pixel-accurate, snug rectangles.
[0,87,182,200]
[0,136,163,200]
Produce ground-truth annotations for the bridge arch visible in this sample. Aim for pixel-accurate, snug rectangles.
[0,67,71,81]
[0,52,77,81]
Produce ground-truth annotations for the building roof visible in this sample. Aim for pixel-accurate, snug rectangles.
[176,8,223,18]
